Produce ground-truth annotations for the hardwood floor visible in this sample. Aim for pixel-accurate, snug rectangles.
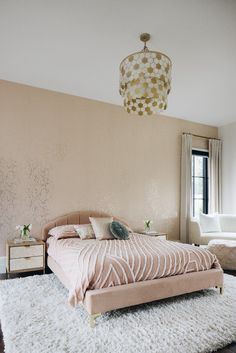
[0,327,4,353]
[0,271,235,353]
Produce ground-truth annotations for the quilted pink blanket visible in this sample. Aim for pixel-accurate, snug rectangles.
[47,234,220,306]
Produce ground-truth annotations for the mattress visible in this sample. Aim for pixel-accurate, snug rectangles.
[47,234,221,306]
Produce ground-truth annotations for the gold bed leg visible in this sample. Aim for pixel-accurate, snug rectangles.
[89,313,101,328]
[215,285,224,294]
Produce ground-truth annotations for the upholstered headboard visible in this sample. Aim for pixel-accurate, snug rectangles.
[41,210,128,241]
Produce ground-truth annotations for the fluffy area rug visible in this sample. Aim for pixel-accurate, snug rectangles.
[0,274,236,353]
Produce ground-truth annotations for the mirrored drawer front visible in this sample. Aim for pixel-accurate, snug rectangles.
[10,256,44,271]
[10,245,44,259]
[157,235,167,240]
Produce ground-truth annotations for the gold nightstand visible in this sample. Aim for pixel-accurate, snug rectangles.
[6,239,45,278]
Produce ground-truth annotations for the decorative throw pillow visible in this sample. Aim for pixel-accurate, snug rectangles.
[218,214,236,232]
[110,221,129,240]
[48,225,79,239]
[199,213,221,233]
[89,217,114,240]
[74,224,95,240]
[117,220,133,233]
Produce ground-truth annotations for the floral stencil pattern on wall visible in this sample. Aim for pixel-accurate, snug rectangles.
[26,160,50,226]
[0,159,17,244]
[0,158,50,247]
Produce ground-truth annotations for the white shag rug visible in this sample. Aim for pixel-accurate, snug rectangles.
[0,274,236,353]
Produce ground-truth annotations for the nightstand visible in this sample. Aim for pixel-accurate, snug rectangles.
[140,231,167,240]
[6,239,45,278]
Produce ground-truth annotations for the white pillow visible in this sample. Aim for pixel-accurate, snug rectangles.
[89,217,114,240]
[48,225,79,239]
[218,214,236,232]
[199,213,221,233]
[74,224,95,240]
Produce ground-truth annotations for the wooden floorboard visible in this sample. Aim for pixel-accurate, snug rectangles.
[0,325,4,353]
[0,271,235,353]
[227,343,236,353]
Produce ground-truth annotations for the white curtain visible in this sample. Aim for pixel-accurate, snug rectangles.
[180,134,192,243]
[209,139,222,213]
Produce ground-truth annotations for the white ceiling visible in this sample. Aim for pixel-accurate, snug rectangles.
[1,0,236,127]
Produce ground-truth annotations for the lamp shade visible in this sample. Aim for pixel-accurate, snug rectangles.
[119,36,172,116]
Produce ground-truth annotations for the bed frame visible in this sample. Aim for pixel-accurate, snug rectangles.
[42,211,224,327]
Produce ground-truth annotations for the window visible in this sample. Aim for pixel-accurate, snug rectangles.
[192,150,209,218]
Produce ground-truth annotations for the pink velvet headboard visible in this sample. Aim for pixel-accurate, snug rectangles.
[41,211,128,241]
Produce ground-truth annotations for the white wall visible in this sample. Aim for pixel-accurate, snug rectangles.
[219,121,236,213]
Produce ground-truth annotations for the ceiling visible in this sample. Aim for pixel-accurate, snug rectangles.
[1,0,236,127]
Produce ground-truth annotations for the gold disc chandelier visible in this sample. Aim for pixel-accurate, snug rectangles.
[119,33,172,116]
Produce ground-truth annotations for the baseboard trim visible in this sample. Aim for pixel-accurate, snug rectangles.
[0,257,6,274]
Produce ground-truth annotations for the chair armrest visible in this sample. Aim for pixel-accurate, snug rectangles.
[189,219,201,245]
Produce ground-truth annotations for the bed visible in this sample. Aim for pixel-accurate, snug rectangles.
[42,211,224,327]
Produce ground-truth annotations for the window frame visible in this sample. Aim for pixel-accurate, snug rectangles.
[192,149,209,217]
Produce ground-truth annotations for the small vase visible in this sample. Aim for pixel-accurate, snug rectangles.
[21,230,29,241]
[144,226,151,233]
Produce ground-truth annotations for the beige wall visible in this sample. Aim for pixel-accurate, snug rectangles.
[219,122,236,214]
[0,80,218,255]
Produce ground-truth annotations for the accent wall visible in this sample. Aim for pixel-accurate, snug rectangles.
[0,80,218,257]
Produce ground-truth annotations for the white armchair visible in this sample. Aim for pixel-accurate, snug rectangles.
[189,214,236,245]
[189,219,202,245]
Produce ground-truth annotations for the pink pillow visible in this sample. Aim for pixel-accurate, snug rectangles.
[48,225,79,240]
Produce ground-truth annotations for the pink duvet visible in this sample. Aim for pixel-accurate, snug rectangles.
[47,234,221,306]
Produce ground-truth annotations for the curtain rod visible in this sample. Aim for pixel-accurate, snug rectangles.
[182,133,221,141]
